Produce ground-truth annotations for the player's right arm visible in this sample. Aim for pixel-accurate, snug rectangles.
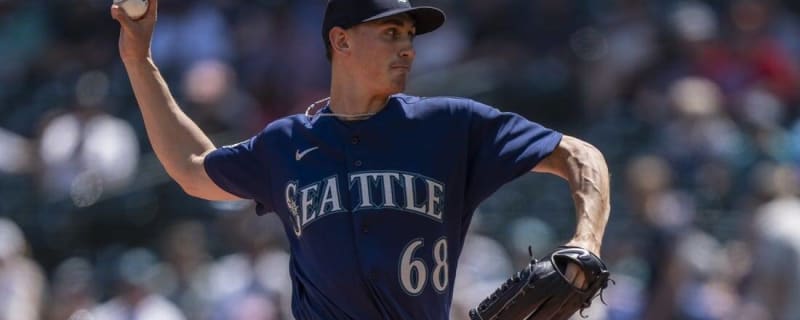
[111,0,239,201]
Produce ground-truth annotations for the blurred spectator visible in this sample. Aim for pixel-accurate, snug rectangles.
[151,1,232,75]
[578,0,659,114]
[91,248,185,320]
[45,257,97,320]
[672,230,740,320]
[207,207,291,319]
[451,229,514,319]
[34,71,139,207]
[742,164,800,320]
[506,216,556,265]
[0,127,33,175]
[727,0,800,104]
[180,59,263,137]
[660,77,747,176]
[790,119,800,163]
[624,154,695,320]
[0,1,48,108]
[152,220,215,320]
[210,287,282,320]
[0,218,45,320]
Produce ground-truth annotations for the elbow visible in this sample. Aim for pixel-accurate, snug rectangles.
[580,141,607,170]
[579,149,609,185]
[177,179,204,199]
[167,161,206,198]
[171,170,200,197]
[171,154,239,201]
[568,138,611,194]
[565,136,607,169]
[555,136,609,184]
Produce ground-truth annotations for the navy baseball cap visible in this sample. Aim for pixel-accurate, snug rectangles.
[322,0,446,43]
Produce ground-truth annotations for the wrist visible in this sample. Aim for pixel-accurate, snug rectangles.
[122,55,154,67]
[565,236,602,256]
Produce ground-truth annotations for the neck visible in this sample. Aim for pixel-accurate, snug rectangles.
[330,65,392,116]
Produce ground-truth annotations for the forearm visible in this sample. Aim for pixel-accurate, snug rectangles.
[534,135,610,254]
[562,137,610,251]
[124,58,216,185]
[568,142,611,248]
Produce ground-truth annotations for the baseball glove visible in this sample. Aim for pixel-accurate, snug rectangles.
[468,246,610,320]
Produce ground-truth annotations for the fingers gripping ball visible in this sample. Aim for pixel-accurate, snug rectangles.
[113,0,149,20]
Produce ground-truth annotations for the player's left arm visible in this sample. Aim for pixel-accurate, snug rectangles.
[532,135,610,256]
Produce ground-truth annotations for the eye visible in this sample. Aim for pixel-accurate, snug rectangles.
[383,26,415,41]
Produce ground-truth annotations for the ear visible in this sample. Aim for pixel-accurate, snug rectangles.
[329,27,351,56]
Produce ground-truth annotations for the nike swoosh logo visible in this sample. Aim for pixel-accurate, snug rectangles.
[295,147,319,161]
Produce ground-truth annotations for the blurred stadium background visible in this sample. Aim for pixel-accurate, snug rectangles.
[2,0,800,319]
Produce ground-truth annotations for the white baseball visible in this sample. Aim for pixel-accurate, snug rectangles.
[113,0,149,20]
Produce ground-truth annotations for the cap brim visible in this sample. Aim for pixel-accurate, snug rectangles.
[362,6,446,35]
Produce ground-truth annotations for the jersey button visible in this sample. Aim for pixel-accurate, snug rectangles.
[351,136,360,144]
[354,160,363,167]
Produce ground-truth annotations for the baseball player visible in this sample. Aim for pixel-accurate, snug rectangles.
[112,0,611,319]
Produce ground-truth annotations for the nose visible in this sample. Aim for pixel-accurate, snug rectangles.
[399,41,415,60]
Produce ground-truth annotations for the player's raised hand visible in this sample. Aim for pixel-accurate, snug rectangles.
[110,0,158,63]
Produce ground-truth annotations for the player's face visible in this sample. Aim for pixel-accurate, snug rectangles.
[349,14,417,95]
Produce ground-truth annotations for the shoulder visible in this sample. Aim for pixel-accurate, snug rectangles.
[261,114,307,136]
[218,114,305,152]
[393,94,496,119]
[246,114,310,145]
[393,93,481,110]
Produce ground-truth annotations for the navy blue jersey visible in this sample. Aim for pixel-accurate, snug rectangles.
[204,94,562,319]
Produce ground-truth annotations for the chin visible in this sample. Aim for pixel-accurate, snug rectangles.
[376,84,405,96]
[390,79,408,93]
[373,75,408,95]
